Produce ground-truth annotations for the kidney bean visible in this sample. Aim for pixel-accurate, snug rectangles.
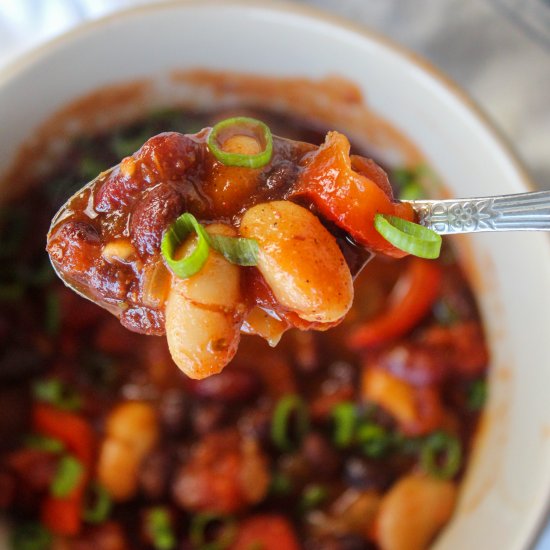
[187,367,261,402]
[95,132,199,212]
[130,183,185,256]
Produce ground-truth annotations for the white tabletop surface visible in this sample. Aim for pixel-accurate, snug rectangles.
[1,0,549,547]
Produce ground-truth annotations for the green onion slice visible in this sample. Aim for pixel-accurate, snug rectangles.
[146,507,176,550]
[83,483,112,524]
[357,422,392,458]
[51,455,84,498]
[330,401,357,449]
[467,379,488,411]
[25,434,65,454]
[207,117,273,169]
[208,233,259,266]
[374,214,442,259]
[33,378,82,411]
[420,431,462,480]
[10,522,52,550]
[269,472,293,496]
[161,213,211,279]
[271,394,310,451]
[300,484,328,511]
[189,513,237,550]
[161,213,259,279]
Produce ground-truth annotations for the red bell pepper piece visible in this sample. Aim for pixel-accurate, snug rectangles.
[292,131,415,258]
[41,490,84,537]
[229,515,300,550]
[348,258,442,349]
[32,403,94,467]
[32,404,95,536]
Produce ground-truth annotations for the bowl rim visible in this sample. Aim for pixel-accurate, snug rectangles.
[0,1,547,547]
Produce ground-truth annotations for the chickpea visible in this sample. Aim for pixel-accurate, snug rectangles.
[240,201,353,323]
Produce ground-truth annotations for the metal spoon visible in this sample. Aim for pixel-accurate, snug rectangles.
[403,190,550,234]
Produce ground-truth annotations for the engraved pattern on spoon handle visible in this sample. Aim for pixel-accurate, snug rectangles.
[405,191,550,235]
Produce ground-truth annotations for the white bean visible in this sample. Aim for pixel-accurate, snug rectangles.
[376,474,457,550]
[240,201,353,323]
[165,224,245,379]
[97,401,158,501]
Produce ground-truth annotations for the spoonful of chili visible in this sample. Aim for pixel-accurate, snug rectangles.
[46,117,550,379]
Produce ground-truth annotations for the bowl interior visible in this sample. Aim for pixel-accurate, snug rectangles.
[1,2,550,548]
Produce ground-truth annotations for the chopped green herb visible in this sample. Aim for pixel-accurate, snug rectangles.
[0,206,28,259]
[146,507,176,550]
[271,394,310,451]
[300,484,328,510]
[83,483,112,524]
[467,379,488,411]
[25,434,65,453]
[79,154,109,181]
[269,472,293,496]
[51,455,84,498]
[189,512,237,550]
[10,522,52,550]
[33,378,82,411]
[44,291,61,336]
[420,431,462,480]
[357,422,392,458]
[331,401,358,448]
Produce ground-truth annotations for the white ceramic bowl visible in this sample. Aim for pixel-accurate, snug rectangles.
[1,2,550,548]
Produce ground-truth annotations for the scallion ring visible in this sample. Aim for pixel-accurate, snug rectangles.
[146,507,176,550]
[374,214,442,259]
[33,378,82,411]
[300,484,329,511]
[25,434,65,454]
[161,213,211,279]
[330,401,357,449]
[83,483,112,524]
[189,513,237,550]
[161,213,259,279]
[50,455,84,498]
[357,422,392,458]
[420,431,462,480]
[207,117,273,168]
[271,394,310,451]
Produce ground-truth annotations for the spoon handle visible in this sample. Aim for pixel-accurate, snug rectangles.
[405,190,550,235]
